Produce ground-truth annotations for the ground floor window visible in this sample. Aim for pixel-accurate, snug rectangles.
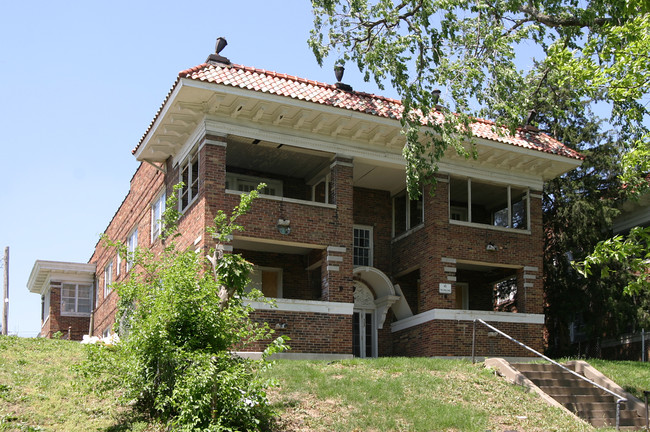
[353,311,374,358]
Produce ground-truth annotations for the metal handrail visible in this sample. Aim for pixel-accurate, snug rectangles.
[472,318,627,431]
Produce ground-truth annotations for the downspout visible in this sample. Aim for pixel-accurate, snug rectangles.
[88,273,96,337]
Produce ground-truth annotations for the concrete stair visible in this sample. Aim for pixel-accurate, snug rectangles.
[512,362,646,430]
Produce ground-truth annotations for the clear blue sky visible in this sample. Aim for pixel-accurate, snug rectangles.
[0,1,395,337]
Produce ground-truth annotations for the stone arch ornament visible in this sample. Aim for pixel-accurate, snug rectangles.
[353,266,411,329]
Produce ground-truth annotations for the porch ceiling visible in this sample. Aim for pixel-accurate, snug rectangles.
[232,235,324,255]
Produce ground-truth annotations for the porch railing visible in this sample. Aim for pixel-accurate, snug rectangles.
[472,318,627,431]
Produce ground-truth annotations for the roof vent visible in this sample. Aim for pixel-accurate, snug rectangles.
[206,37,231,66]
[334,65,353,92]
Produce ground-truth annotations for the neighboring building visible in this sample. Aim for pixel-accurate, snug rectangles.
[27,46,583,358]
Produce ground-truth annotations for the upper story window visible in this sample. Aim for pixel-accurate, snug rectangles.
[226,173,282,197]
[354,225,373,267]
[180,150,199,210]
[151,190,166,241]
[393,190,424,237]
[61,283,92,316]
[449,177,529,230]
[127,228,138,272]
[104,261,113,297]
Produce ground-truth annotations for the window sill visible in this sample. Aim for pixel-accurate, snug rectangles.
[61,312,91,318]
[449,219,531,234]
[225,189,337,209]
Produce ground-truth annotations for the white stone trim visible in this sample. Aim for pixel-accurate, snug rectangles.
[524,266,539,272]
[330,159,354,169]
[444,266,457,273]
[327,246,346,253]
[225,189,337,209]
[235,351,353,361]
[523,274,536,279]
[441,257,457,264]
[326,265,340,272]
[449,219,531,235]
[524,282,534,288]
[447,276,457,282]
[391,309,545,332]
[327,255,343,262]
[244,298,354,315]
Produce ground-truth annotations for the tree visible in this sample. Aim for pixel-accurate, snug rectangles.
[78,185,288,431]
[309,0,649,198]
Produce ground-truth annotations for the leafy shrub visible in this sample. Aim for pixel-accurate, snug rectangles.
[78,185,288,431]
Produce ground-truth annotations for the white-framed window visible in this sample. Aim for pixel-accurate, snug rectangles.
[116,253,121,277]
[61,283,92,316]
[449,177,529,230]
[127,228,138,272]
[353,225,373,267]
[151,190,166,241]
[247,266,283,298]
[392,190,424,237]
[179,149,199,210]
[226,173,282,197]
[104,261,113,297]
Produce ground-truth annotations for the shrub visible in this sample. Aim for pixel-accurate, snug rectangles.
[78,185,288,431]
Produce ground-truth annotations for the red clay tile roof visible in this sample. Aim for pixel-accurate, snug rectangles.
[135,63,584,161]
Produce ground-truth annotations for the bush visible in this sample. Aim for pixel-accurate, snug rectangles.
[78,185,288,431]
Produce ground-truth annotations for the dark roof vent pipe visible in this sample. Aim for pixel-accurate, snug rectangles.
[206,37,231,66]
[334,65,353,92]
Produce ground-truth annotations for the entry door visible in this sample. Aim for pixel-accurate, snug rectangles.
[353,310,375,358]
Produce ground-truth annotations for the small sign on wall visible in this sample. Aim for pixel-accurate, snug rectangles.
[439,283,452,294]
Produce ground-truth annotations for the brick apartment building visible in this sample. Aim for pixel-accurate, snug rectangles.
[27,46,583,358]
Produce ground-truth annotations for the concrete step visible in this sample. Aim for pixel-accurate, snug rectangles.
[552,394,621,404]
[538,386,609,397]
[530,378,599,388]
[511,361,647,430]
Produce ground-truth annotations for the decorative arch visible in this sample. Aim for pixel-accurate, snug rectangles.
[353,266,411,328]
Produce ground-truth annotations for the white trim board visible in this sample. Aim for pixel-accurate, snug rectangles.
[391,309,544,332]
[244,298,354,315]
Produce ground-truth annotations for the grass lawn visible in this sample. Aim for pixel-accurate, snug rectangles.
[2,335,648,431]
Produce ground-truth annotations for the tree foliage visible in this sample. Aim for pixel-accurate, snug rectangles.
[78,185,288,431]
[310,0,650,197]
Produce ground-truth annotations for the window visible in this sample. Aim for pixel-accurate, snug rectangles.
[393,190,423,237]
[61,283,92,315]
[226,173,282,197]
[353,225,373,267]
[127,228,138,272]
[116,252,121,277]
[104,261,113,297]
[312,175,331,203]
[449,177,529,230]
[41,292,50,322]
[102,327,111,338]
[247,267,283,298]
[179,150,199,210]
[151,190,166,241]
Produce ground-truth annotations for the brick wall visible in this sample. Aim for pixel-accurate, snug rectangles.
[44,283,90,341]
[246,310,352,355]
[392,319,544,357]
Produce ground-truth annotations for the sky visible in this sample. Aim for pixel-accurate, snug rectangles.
[0,1,397,337]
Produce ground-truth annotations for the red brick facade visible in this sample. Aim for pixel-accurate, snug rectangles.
[30,62,581,358]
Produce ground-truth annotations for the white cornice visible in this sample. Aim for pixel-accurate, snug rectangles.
[27,260,96,295]
[391,309,544,332]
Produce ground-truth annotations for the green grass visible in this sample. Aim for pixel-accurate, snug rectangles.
[587,359,650,400]
[265,357,594,431]
[2,335,649,431]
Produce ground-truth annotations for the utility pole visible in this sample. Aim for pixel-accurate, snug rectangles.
[2,247,8,336]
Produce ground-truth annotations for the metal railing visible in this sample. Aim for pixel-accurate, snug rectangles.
[472,318,628,431]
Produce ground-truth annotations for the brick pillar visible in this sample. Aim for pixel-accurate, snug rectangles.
[321,156,354,303]
[201,133,228,252]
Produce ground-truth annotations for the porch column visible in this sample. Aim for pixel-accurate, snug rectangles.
[320,156,353,303]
